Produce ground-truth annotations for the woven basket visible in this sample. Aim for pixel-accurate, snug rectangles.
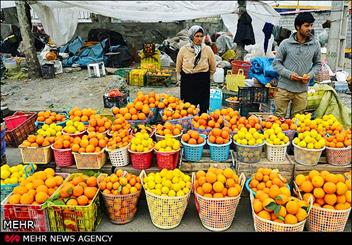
[140,170,191,229]
[207,139,232,162]
[306,205,351,232]
[73,150,106,169]
[193,173,246,231]
[51,145,74,167]
[106,144,129,167]
[265,142,289,162]
[325,146,351,166]
[293,141,325,166]
[19,145,53,164]
[181,134,206,162]
[128,148,154,170]
[154,149,180,170]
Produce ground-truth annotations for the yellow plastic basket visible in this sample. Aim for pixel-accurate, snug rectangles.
[193,173,246,231]
[19,145,53,164]
[73,150,106,169]
[140,170,191,229]
[46,173,102,232]
[226,69,245,92]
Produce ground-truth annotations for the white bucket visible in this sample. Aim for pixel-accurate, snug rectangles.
[213,67,224,83]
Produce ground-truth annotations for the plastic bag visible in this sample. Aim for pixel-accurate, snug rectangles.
[104,77,129,98]
[226,69,245,92]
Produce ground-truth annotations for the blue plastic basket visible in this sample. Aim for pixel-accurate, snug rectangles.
[245,176,291,197]
[181,134,206,162]
[35,111,69,129]
[160,109,195,132]
[207,139,232,162]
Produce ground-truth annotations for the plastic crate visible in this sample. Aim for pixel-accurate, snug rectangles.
[47,173,102,232]
[114,67,132,82]
[238,87,269,104]
[265,142,289,162]
[239,102,260,117]
[145,72,172,87]
[5,112,37,147]
[103,93,129,108]
[4,114,28,131]
[73,150,106,169]
[19,145,53,164]
[129,69,147,86]
[35,111,69,129]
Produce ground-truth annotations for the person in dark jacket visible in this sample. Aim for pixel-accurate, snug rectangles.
[234,11,255,46]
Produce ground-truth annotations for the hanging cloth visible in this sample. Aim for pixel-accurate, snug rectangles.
[234,11,255,46]
[262,22,274,54]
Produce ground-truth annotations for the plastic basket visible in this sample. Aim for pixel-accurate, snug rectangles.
[207,139,232,162]
[283,130,297,142]
[128,148,153,170]
[239,102,260,117]
[231,60,251,78]
[140,170,191,229]
[47,173,102,231]
[166,115,194,132]
[234,141,265,163]
[155,132,182,142]
[193,173,246,231]
[265,142,289,162]
[306,205,351,232]
[145,72,172,87]
[5,112,37,147]
[106,144,129,167]
[19,145,53,164]
[103,93,129,108]
[62,129,87,137]
[325,146,351,166]
[238,87,269,104]
[292,141,325,166]
[1,173,68,232]
[181,134,206,162]
[35,111,69,128]
[154,149,180,170]
[250,193,310,232]
[245,176,290,197]
[4,114,28,131]
[99,174,141,224]
[72,150,106,169]
[51,145,74,167]
[0,163,35,202]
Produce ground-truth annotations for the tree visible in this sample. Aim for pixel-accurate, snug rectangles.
[15,0,42,78]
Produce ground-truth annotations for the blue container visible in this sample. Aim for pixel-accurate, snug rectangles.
[207,138,232,162]
[245,176,291,197]
[0,129,6,156]
[209,89,223,112]
[181,134,206,162]
[35,111,69,129]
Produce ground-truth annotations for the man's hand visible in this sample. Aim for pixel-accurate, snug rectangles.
[290,73,302,81]
[301,74,310,84]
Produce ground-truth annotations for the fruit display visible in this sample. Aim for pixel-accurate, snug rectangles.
[207,128,231,145]
[233,127,264,146]
[252,191,310,225]
[1,163,36,185]
[130,124,155,136]
[155,122,182,137]
[20,134,55,148]
[143,169,191,197]
[107,128,132,151]
[292,113,342,135]
[37,123,63,137]
[161,100,199,120]
[194,167,242,198]
[295,170,351,210]
[68,107,97,122]
[325,129,351,148]
[192,112,224,132]
[70,133,108,153]
[112,101,152,121]
[226,96,239,102]
[261,115,297,131]
[293,130,326,149]
[221,110,261,133]
[129,132,154,152]
[63,120,86,135]
[6,168,64,205]
[248,168,289,195]
[154,135,181,152]
[181,130,205,145]
[87,115,112,133]
[109,116,131,136]
[263,124,290,145]
[36,111,67,125]
[48,174,99,206]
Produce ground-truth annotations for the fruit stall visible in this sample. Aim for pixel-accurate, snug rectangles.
[1,91,351,232]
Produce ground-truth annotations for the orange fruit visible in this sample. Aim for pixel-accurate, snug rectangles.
[35,191,49,204]
[285,214,298,224]
[86,176,97,187]
[323,182,337,194]
[286,201,299,215]
[84,187,97,199]
[77,195,89,206]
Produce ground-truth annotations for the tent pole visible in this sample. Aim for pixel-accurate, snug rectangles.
[15,0,42,78]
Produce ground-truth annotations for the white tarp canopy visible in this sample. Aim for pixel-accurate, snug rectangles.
[2,1,280,55]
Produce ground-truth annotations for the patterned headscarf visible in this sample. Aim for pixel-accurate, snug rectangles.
[188,25,204,68]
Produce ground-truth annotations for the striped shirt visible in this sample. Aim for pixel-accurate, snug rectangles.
[273,33,321,93]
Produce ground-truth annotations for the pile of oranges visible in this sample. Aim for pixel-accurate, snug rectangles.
[325,129,351,148]
[109,116,131,135]
[161,103,198,121]
[194,167,242,198]
[207,128,231,145]
[106,128,132,150]
[248,168,288,194]
[37,111,67,125]
[70,133,108,153]
[181,130,204,145]
[21,135,54,148]
[112,102,152,121]
[295,170,351,210]
[53,135,75,150]
[155,122,183,137]
[87,115,112,134]
[219,111,261,134]
[69,107,97,122]
[98,169,141,195]
[261,116,297,131]
[7,168,64,205]
[192,112,224,131]
[51,174,98,206]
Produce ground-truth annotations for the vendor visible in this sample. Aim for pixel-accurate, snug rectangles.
[273,12,321,118]
[176,25,216,114]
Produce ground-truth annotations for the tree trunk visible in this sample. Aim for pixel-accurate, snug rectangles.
[15,0,42,78]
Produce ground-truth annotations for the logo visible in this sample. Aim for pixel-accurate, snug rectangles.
[4,234,21,244]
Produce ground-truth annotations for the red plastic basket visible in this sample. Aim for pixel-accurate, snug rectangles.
[5,112,37,147]
[231,60,251,78]
[154,149,180,170]
[128,148,153,170]
[4,114,28,130]
[51,145,74,167]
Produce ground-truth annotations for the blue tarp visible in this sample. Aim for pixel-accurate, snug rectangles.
[249,57,279,85]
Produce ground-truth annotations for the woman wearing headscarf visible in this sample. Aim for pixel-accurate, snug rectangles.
[176,25,216,114]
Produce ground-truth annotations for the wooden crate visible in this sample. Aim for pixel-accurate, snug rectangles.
[179,149,235,172]
[289,155,351,177]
